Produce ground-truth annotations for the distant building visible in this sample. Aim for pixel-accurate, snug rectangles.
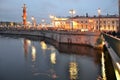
[0,21,22,27]
[51,15,119,32]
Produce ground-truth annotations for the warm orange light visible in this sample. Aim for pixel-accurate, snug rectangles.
[89,19,93,23]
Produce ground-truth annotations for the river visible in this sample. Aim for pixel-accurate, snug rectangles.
[0,35,102,80]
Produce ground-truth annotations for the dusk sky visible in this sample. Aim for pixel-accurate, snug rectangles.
[0,0,118,23]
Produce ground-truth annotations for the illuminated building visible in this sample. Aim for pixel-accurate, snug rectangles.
[52,15,119,32]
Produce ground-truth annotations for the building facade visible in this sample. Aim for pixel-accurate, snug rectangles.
[51,15,119,32]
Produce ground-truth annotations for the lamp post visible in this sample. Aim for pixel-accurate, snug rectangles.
[69,9,76,30]
[42,19,46,29]
[31,16,36,29]
[49,15,55,27]
[98,8,101,31]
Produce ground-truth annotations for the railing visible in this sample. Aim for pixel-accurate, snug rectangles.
[103,33,120,80]
[103,33,120,58]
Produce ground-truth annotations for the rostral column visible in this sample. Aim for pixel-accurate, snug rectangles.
[22,4,27,28]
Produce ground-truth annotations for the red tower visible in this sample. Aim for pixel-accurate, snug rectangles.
[22,4,27,27]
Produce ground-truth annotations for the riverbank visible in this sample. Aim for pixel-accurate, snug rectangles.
[0,29,102,49]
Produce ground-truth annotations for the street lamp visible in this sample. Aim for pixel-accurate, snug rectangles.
[49,15,56,27]
[69,9,76,30]
[31,16,36,29]
[41,19,46,29]
[98,8,101,31]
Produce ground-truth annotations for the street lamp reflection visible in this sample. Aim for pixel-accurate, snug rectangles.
[32,46,36,62]
[69,62,78,80]
[40,41,47,50]
[50,52,56,64]
[27,39,31,46]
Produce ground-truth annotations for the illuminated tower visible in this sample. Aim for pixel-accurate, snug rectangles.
[22,4,27,27]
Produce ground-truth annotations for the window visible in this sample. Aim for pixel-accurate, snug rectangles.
[85,21,88,23]
[112,21,114,24]
[81,21,83,23]
[103,21,106,24]
[96,21,98,23]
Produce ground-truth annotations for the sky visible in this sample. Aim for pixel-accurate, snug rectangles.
[0,0,118,23]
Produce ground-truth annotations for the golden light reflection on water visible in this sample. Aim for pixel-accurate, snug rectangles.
[69,62,78,80]
[40,41,47,50]
[32,46,36,62]
[23,39,31,54]
[21,39,102,80]
[50,52,56,64]
[27,39,31,46]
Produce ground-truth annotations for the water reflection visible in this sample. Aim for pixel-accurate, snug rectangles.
[22,38,102,80]
[50,52,56,64]
[23,39,29,57]
[40,41,47,54]
[0,36,102,80]
[49,52,58,79]
[69,62,78,80]
[31,46,36,62]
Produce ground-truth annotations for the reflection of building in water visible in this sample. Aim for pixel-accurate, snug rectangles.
[57,44,102,64]
[31,46,36,62]
[24,39,28,55]
[69,62,78,80]
[32,45,58,79]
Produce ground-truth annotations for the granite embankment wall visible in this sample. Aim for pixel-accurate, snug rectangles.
[0,30,101,48]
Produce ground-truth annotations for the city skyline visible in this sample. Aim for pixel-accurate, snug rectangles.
[0,0,118,23]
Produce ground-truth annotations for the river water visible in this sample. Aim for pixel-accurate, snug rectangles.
[0,35,102,80]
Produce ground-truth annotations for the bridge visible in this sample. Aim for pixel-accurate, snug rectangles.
[103,33,120,80]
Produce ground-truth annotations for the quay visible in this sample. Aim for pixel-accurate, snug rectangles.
[0,28,102,49]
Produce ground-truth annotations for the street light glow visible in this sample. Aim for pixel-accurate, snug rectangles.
[69,9,76,16]
[31,16,35,20]
[98,8,101,16]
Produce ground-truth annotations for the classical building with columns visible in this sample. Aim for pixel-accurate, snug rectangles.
[51,15,119,32]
